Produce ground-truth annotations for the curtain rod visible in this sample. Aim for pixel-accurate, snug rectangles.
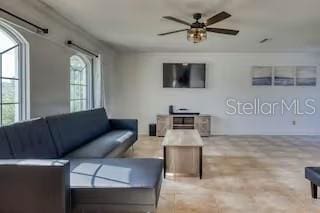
[0,8,48,34]
[66,40,99,58]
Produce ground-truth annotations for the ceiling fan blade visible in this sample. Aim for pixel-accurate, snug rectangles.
[158,29,189,36]
[206,27,239,35]
[162,16,191,26]
[206,11,231,26]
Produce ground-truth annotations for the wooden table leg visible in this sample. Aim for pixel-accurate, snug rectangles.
[199,147,202,179]
[163,146,166,179]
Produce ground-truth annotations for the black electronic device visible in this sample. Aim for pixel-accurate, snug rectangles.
[163,63,206,88]
[149,124,156,136]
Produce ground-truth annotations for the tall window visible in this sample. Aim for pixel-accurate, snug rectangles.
[70,55,92,112]
[0,24,26,126]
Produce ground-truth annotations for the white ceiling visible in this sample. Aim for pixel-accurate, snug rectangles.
[40,0,320,52]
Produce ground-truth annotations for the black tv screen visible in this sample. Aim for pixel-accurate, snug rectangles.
[163,63,206,88]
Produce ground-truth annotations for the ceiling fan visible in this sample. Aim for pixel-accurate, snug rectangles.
[158,12,239,43]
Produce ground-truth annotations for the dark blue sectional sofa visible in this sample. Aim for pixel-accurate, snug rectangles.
[305,167,320,199]
[0,108,163,213]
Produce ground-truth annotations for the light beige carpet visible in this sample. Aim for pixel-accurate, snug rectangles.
[124,135,320,213]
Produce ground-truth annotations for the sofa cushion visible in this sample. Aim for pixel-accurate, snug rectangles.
[0,128,13,159]
[46,108,111,156]
[65,130,134,158]
[305,167,320,186]
[4,118,59,159]
[69,158,163,206]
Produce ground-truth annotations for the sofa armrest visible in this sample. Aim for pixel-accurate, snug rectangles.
[0,159,70,213]
[110,119,138,136]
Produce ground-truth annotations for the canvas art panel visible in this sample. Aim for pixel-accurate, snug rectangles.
[252,66,272,86]
[274,66,295,86]
[296,66,317,86]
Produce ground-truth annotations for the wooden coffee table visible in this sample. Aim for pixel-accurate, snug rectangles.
[162,129,204,179]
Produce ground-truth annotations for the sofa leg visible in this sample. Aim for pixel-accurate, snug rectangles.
[311,182,317,199]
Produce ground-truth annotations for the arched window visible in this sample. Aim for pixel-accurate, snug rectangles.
[0,23,27,126]
[70,55,92,112]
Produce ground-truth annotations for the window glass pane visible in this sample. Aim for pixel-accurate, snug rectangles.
[70,85,87,100]
[70,84,74,99]
[0,25,23,126]
[80,68,87,85]
[70,55,86,70]
[70,100,87,112]
[80,85,87,99]
[71,100,81,112]
[2,79,19,103]
[2,46,19,78]
[71,70,81,84]
[81,100,87,110]
[70,101,76,112]
[70,55,89,112]
[0,28,17,53]
[70,70,86,85]
[70,70,74,83]
[72,85,81,99]
[2,104,19,125]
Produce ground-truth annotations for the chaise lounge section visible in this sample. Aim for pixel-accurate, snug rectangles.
[0,108,163,213]
[71,158,162,212]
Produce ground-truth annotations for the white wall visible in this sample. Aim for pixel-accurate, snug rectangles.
[0,0,116,117]
[112,52,320,135]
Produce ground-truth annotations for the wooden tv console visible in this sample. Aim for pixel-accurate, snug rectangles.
[156,114,211,137]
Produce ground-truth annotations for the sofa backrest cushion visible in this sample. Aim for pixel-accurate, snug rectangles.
[4,118,59,159]
[46,108,111,156]
[0,128,13,159]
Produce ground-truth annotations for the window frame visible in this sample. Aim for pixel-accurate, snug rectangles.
[0,23,28,126]
[70,54,93,112]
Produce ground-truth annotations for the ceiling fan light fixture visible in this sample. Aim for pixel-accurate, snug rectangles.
[159,12,238,43]
[187,28,207,43]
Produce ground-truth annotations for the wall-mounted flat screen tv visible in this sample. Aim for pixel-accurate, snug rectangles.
[163,63,206,88]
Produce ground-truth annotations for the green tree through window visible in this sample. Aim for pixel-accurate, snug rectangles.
[0,26,21,126]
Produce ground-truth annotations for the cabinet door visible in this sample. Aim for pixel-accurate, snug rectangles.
[196,116,211,137]
[157,116,171,136]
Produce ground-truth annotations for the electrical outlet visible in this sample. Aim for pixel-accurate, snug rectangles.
[292,120,296,125]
